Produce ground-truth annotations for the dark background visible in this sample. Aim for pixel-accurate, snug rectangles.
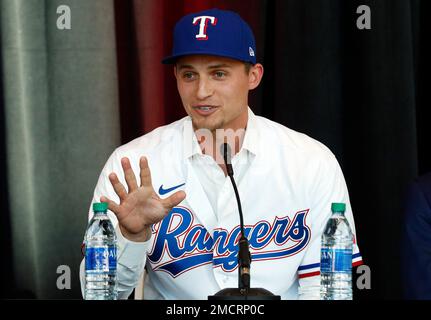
[1,0,430,299]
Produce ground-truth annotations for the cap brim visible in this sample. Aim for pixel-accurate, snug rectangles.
[161,51,255,65]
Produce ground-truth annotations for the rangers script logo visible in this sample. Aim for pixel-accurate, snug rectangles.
[147,207,311,277]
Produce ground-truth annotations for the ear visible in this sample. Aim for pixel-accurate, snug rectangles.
[248,63,264,90]
[173,65,178,79]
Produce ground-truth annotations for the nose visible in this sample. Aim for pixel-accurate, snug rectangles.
[196,77,213,100]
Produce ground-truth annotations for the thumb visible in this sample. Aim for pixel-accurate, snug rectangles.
[162,190,186,210]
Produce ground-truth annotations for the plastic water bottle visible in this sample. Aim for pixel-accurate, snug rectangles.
[320,202,353,300]
[84,202,118,300]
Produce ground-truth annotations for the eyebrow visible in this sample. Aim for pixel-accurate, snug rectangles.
[176,63,233,71]
[207,64,232,69]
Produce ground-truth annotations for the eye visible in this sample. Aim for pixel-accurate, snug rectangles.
[213,71,226,79]
[182,72,196,80]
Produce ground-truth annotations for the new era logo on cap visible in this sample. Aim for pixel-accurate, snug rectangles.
[162,8,257,65]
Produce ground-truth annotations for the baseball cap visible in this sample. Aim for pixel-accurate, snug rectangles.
[162,8,257,65]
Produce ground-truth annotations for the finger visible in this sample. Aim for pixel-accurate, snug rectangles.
[109,172,128,202]
[139,156,153,188]
[161,190,186,211]
[100,196,121,215]
[121,157,138,192]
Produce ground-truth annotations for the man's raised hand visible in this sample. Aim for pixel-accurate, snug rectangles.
[100,156,186,242]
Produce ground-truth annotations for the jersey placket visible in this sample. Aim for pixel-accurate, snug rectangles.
[212,149,249,287]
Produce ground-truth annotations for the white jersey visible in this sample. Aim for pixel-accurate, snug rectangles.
[80,108,362,300]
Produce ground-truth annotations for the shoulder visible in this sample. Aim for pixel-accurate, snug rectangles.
[415,172,431,190]
[255,115,337,162]
[403,172,431,218]
[113,117,187,157]
[409,172,431,204]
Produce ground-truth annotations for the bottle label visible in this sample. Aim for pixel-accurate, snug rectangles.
[320,248,352,273]
[85,246,117,272]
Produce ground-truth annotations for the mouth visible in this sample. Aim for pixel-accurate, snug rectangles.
[192,105,219,116]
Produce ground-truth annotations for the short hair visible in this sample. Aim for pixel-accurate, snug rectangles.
[244,62,253,74]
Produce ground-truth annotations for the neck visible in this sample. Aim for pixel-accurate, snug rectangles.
[196,109,248,160]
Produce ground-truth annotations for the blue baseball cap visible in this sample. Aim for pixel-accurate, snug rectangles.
[162,8,257,65]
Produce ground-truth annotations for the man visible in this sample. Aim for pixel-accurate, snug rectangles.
[402,172,431,299]
[80,8,362,299]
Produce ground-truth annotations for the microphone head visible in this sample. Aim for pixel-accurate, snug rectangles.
[221,143,232,163]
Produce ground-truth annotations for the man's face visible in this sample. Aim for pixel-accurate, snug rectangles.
[174,55,262,132]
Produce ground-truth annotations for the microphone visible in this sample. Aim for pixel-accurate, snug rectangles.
[222,143,251,293]
[208,143,280,300]
[222,142,234,176]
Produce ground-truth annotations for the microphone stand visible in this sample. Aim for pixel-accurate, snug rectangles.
[208,143,280,300]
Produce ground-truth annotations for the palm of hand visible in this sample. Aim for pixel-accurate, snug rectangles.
[116,187,167,234]
[100,156,186,241]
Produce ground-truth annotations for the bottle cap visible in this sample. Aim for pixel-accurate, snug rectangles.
[331,202,346,213]
[93,202,108,212]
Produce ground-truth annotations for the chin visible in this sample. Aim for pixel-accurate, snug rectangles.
[192,118,223,132]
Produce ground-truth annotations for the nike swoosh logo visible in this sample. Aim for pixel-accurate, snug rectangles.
[159,183,186,195]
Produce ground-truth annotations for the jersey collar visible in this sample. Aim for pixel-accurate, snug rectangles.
[182,106,259,160]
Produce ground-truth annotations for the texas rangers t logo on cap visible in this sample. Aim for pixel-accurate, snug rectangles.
[192,15,217,40]
[162,9,257,65]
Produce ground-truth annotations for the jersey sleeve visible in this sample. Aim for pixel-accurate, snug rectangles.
[297,153,363,299]
[79,149,150,299]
